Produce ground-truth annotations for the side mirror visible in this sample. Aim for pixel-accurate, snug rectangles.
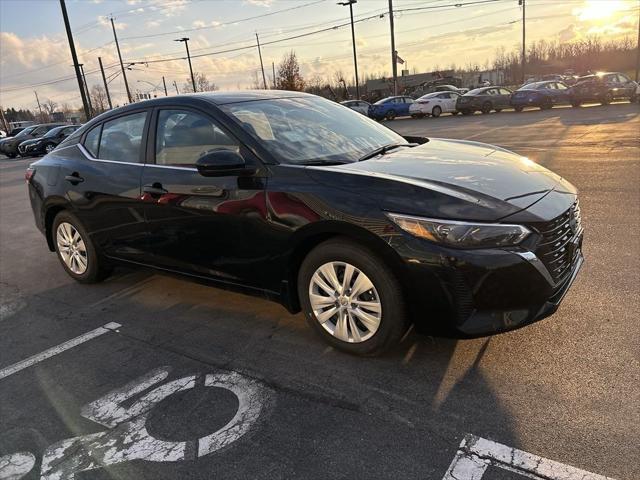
[196,149,254,177]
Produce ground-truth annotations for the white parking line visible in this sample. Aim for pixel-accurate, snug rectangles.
[443,434,616,480]
[0,322,121,380]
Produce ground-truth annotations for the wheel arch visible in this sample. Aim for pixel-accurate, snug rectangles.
[282,221,408,313]
[43,199,72,252]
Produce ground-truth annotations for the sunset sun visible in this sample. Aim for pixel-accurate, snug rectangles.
[575,0,627,22]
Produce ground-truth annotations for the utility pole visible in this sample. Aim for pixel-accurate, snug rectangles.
[388,0,397,95]
[272,62,276,89]
[59,0,90,121]
[79,64,93,117]
[34,91,43,122]
[111,17,132,103]
[635,11,640,81]
[98,57,113,110]
[173,80,180,94]
[162,76,168,96]
[519,0,526,84]
[255,33,268,89]
[339,0,359,99]
[175,37,196,92]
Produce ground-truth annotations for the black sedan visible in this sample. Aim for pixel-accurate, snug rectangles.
[26,91,584,355]
[570,72,637,106]
[511,80,573,111]
[18,124,81,156]
[455,86,513,114]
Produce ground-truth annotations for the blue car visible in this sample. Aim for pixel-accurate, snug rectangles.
[368,95,414,121]
[511,80,573,111]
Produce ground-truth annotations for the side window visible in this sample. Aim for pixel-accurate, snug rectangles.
[155,109,239,167]
[618,74,630,83]
[62,127,75,136]
[32,126,47,136]
[98,112,147,163]
[500,88,511,95]
[556,82,567,90]
[83,125,101,157]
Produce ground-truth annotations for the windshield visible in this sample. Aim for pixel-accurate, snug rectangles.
[465,88,488,95]
[221,96,407,165]
[418,93,439,100]
[16,127,36,137]
[43,126,65,138]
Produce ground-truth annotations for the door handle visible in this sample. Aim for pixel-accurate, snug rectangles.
[65,172,84,185]
[143,183,168,196]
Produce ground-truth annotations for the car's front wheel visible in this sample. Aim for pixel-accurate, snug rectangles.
[44,143,56,154]
[431,106,442,118]
[298,239,407,356]
[481,102,492,114]
[385,110,396,121]
[53,211,111,283]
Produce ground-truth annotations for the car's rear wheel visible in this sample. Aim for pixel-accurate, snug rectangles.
[431,106,442,118]
[461,109,472,115]
[53,211,111,283]
[481,102,492,114]
[571,100,581,107]
[44,143,56,154]
[5,152,16,158]
[298,239,407,356]
[385,110,396,121]
[494,108,502,113]
[514,106,523,112]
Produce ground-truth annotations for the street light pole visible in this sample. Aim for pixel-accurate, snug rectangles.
[388,0,397,96]
[519,0,526,84]
[162,76,168,96]
[175,37,196,92]
[173,80,180,94]
[79,64,93,117]
[34,91,43,121]
[255,33,268,89]
[338,0,359,99]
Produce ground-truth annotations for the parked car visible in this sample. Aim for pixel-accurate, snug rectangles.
[8,127,26,137]
[0,123,66,158]
[632,82,640,103]
[26,91,584,355]
[409,91,461,117]
[570,72,637,106]
[511,80,573,111]
[0,130,6,138]
[368,95,414,120]
[434,85,469,94]
[456,86,513,114]
[18,125,81,156]
[340,100,371,115]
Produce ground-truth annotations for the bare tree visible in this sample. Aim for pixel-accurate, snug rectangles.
[250,70,263,89]
[90,85,108,114]
[42,98,58,117]
[276,51,305,91]
[182,72,218,93]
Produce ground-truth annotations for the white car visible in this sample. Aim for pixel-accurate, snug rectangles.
[340,100,371,115]
[409,91,461,118]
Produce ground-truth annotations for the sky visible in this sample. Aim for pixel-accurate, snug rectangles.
[0,0,638,110]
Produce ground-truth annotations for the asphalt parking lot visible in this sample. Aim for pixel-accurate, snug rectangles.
[0,102,638,479]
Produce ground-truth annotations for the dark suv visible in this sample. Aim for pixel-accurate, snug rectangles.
[0,123,66,158]
[570,72,637,106]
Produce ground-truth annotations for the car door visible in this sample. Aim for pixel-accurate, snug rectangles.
[497,88,512,108]
[140,106,268,284]
[616,74,634,96]
[441,92,457,112]
[63,110,150,261]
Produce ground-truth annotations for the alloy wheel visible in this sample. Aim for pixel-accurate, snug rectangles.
[56,222,88,274]
[308,261,381,343]
[45,144,55,154]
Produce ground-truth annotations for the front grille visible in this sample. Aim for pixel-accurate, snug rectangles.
[534,200,582,283]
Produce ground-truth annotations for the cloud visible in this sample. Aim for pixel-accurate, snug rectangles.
[244,0,274,6]
[558,24,578,42]
[98,16,127,30]
[145,20,162,28]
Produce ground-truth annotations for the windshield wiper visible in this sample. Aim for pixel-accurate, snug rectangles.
[357,143,414,162]
[299,159,351,166]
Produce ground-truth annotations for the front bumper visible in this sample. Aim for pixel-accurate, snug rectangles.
[396,235,584,337]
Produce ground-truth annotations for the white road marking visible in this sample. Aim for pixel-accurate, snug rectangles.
[0,322,121,380]
[0,452,35,480]
[443,434,616,480]
[40,366,272,479]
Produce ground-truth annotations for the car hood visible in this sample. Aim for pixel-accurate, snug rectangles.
[20,138,40,146]
[311,138,576,211]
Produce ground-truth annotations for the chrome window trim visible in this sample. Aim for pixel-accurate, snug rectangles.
[77,143,197,171]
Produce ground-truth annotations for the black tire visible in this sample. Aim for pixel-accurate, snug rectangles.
[571,100,581,108]
[481,102,492,114]
[451,111,459,115]
[52,211,112,283]
[44,143,56,154]
[431,106,442,118]
[461,109,472,115]
[385,110,396,121]
[630,94,638,103]
[601,92,613,105]
[540,101,553,110]
[514,106,523,112]
[5,152,16,158]
[494,108,502,113]
[297,238,408,356]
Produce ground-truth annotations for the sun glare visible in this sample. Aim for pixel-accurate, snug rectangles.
[575,0,627,22]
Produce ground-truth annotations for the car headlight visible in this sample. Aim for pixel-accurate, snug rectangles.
[386,213,531,248]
